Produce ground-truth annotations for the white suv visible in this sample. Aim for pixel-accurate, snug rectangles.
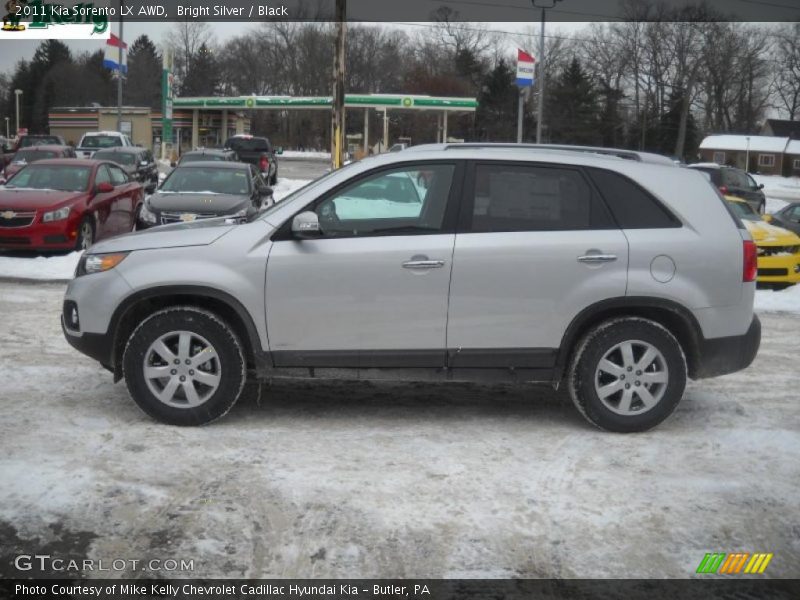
[61,144,761,431]
[76,131,134,159]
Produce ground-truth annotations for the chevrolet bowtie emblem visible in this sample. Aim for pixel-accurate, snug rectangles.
[1,211,16,220]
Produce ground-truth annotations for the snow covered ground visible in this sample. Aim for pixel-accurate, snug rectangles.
[281,150,331,160]
[753,173,800,213]
[0,281,798,579]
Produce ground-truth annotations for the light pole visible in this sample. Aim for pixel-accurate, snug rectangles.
[532,0,563,144]
[14,89,22,135]
[745,136,751,172]
[4,117,8,139]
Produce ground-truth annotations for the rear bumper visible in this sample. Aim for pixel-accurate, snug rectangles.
[692,315,761,379]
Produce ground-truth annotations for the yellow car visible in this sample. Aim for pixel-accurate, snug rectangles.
[725,196,800,286]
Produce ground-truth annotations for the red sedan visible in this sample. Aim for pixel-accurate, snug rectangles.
[0,159,144,251]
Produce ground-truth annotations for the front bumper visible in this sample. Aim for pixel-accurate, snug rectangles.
[62,314,114,371]
[693,315,761,379]
[756,253,800,284]
[0,214,81,250]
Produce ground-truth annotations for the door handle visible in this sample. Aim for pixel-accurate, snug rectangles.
[402,259,445,269]
[577,254,617,264]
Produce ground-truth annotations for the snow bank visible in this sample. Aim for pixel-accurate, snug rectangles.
[272,178,312,202]
[755,285,800,314]
[0,251,80,281]
[280,150,331,160]
[753,174,800,212]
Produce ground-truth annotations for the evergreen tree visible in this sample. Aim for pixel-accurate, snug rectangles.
[545,57,601,145]
[181,43,219,97]
[654,92,699,160]
[126,35,162,109]
[28,41,72,132]
[475,59,521,141]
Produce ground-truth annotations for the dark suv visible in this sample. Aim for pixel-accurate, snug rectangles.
[223,134,278,185]
[688,163,766,214]
[92,146,159,194]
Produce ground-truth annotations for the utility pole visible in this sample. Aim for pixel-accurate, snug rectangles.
[116,0,124,133]
[533,0,562,144]
[331,0,346,170]
[14,89,22,135]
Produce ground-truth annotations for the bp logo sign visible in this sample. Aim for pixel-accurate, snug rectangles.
[402,97,414,107]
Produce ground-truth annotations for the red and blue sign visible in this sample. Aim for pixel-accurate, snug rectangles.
[516,49,535,87]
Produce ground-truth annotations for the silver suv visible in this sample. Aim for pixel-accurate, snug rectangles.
[62,144,761,432]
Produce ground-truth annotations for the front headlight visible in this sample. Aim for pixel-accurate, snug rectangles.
[139,203,157,224]
[42,206,71,222]
[76,252,129,277]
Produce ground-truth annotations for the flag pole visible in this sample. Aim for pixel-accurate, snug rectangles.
[116,0,123,133]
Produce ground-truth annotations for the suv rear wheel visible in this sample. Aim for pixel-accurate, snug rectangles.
[567,317,687,433]
[122,307,246,425]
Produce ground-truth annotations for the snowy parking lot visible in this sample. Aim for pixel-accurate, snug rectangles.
[0,280,799,579]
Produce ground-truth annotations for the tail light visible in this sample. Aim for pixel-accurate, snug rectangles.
[719,185,729,195]
[259,154,269,172]
[743,240,757,282]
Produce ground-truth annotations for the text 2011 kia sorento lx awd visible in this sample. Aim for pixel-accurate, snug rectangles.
[62,145,760,432]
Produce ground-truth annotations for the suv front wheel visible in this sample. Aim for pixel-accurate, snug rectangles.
[122,307,246,425]
[567,317,687,433]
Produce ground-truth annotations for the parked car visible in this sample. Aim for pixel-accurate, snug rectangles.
[688,163,766,214]
[2,134,66,167]
[62,145,761,430]
[1,144,76,184]
[76,131,134,159]
[766,202,800,237]
[725,196,800,287]
[92,146,158,194]
[0,159,143,251]
[136,161,273,229]
[223,134,278,185]
[173,148,239,167]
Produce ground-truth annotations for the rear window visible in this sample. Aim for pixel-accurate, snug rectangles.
[179,153,228,164]
[13,149,59,161]
[80,136,122,149]
[93,151,136,165]
[588,168,681,229]
[19,136,61,148]
[227,137,270,152]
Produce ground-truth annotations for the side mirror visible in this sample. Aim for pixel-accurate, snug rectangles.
[95,181,114,194]
[758,183,765,190]
[261,186,274,198]
[170,161,177,168]
[761,214,772,222]
[292,211,322,238]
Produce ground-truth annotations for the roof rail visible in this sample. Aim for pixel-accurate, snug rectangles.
[436,143,676,165]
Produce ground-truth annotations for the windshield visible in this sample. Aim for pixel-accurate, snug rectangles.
[80,136,122,149]
[160,167,251,195]
[13,149,59,162]
[93,151,136,166]
[726,200,760,222]
[5,164,90,192]
[19,136,61,148]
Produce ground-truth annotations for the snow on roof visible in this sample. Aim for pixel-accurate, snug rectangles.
[787,139,800,155]
[699,135,789,153]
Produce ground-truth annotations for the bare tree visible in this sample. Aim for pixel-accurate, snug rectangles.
[772,23,800,120]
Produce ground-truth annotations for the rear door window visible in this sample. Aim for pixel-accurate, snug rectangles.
[464,163,612,232]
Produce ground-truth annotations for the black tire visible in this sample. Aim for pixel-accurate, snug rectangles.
[122,307,246,426]
[75,216,95,251]
[567,317,687,433]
